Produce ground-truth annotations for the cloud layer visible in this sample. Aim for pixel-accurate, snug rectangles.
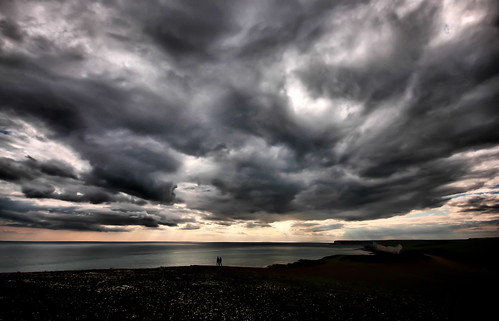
[1,0,498,237]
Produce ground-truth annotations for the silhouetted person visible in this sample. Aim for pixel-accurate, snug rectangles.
[219,256,222,266]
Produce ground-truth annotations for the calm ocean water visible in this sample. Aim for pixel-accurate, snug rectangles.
[0,242,368,272]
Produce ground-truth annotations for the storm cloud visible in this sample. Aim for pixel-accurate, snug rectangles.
[0,0,498,235]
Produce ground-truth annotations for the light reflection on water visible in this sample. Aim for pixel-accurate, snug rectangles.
[0,242,368,272]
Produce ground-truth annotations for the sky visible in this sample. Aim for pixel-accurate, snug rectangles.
[0,0,498,242]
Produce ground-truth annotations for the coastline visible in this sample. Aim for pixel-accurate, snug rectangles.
[0,242,367,273]
[1,239,497,320]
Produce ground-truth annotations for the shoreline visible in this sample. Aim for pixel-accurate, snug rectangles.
[3,237,499,274]
[1,254,496,320]
[1,239,497,320]
[0,242,368,274]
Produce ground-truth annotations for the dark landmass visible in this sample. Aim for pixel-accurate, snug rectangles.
[1,238,498,320]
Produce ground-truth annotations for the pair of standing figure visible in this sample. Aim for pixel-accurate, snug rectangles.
[216,256,223,266]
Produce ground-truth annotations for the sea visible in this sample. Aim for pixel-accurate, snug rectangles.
[0,242,368,273]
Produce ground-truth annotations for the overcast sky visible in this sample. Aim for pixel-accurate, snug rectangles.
[1,0,498,241]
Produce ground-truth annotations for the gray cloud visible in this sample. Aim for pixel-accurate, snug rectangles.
[0,0,498,233]
[0,19,24,42]
[342,224,458,240]
[0,197,189,232]
[0,156,144,205]
[449,194,499,215]
[178,223,201,230]
[0,156,76,181]
[342,218,499,240]
[245,222,272,229]
[291,222,344,233]
[310,224,344,233]
[141,0,238,61]
[297,1,439,105]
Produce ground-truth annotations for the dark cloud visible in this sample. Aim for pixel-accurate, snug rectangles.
[0,65,180,203]
[21,184,55,199]
[0,197,188,232]
[39,160,78,179]
[141,0,238,61]
[86,152,177,203]
[0,19,24,42]
[215,90,338,159]
[0,0,498,234]
[233,0,340,58]
[207,163,302,216]
[0,156,125,204]
[297,1,439,105]
[139,0,342,62]
[450,194,499,215]
[21,181,122,205]
[295,157,469,220]
[0,156,76,181]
